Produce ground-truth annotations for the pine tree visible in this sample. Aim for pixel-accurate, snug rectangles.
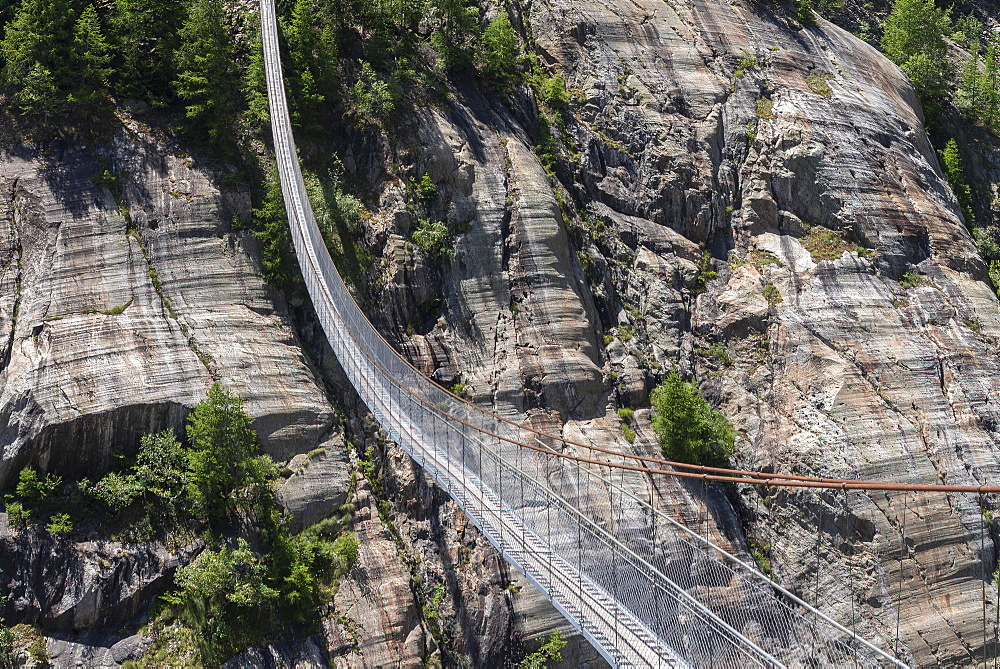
[881,0,952,118]
[429,0,480,71]
[110,0,186,102]
[253,165,293,286]
[281,0,338,132]
[69,5,111,116]
[173,0,237,149]
[939,138,975,224]
[958,38,1000,132]
[1,0,76,118]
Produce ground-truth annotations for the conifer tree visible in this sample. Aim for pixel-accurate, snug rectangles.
[1,0,76,118]
[110,0,186,102]
[958,38,1000,132]
[173,0,237,149]
[70,5,111,116]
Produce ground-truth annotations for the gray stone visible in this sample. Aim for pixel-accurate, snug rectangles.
[276,436,351,532]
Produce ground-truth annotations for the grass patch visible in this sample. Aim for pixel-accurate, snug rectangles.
[801,226,862,261]
[763,283,782,305]
[621,424,636,443]
[100,299,133,315]
[756,97,776,119]
[806,70,833,98]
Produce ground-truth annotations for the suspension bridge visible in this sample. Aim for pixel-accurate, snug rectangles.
[258,1,999,665]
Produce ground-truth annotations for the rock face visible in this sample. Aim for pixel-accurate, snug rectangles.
[340,0,1000,664]
[0,519,200,630]
[0,125,334,485]
[5,0,1000,665]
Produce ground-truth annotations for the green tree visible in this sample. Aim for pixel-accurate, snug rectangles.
[243,21,269,131]
[110,0,186,102]
[429,0,479,71]
[650,372,734,467]
[173,0,237,149]
[939,138,975,224]
[480,11,522,88]
[253,165,293,286]
[186,383,274,523]
[881,0,952,117]
[282,0,338,133]
[958,38,1000,132]
[69,5,111,116]
[0,0,75,118]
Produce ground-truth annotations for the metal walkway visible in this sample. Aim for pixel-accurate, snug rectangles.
[259,2,905,665]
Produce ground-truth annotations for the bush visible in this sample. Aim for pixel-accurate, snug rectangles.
[5,500,30,530]
[411,219,451,256]
[650,372,734,467]
[45,512,73,535]
[15,467,61,509]
[481,11,522,88]
[522,630,567,669]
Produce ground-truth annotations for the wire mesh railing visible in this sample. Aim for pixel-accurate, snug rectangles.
[259,1,906,664]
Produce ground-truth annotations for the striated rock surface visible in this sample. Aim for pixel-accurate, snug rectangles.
[337,0,1000,663]
[0,126,333,484]
[0,519,200,631]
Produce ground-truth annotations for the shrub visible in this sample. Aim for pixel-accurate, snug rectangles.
[533,71,569,110]
[332,532,360,576]
[763,283,782,305]
[734,49,756,77]
[0,621,15,667]
[5,501,30,530]
[618,407,635,422]
[15,467,61,509]
[621,424,636,443]
[522,630,567,669]
[411,219,451,256]
[899,271,923,289]
[650,372,734,467]
[46,512,73,535]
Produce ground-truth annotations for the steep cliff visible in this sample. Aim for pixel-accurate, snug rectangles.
[342,0,1000,664]
[2,0,1000,664]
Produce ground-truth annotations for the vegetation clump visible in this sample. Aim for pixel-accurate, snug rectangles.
[756,97,776,119]
[806,70,833,98]
[411,219,451,256]
[801,226,863,261]
[521,630,567,669]
[5,385,359,665]
[650,372,734,468]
